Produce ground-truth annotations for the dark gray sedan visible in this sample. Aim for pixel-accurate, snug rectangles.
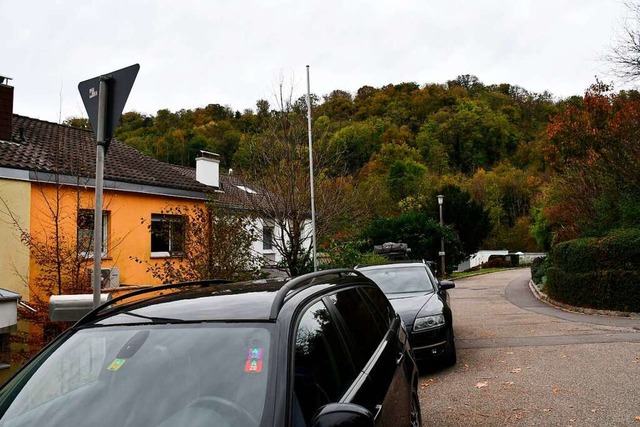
[356,262,456,368]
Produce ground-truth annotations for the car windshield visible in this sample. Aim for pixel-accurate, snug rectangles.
[0,324,272,427]
[360,266,435,294]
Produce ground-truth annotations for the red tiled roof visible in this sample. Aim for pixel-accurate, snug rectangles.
[1,115,211,193]
[167,164,275,211]
[0,115,267,210]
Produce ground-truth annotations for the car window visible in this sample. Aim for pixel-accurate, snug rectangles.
[294,301,355,425]
[330,287,404,419]
[0,324,272,427]
[326,288,386,371]
[360,286,396,328]
[359,266,435,294]
[2,333,108,412]
[424,264,439,287]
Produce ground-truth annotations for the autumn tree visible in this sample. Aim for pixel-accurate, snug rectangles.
[606,1,640,82]
[387,160,427,202]
[434,185,492,256]
[415,124,450,175]
[1,187,91,342]
[360,212,465,271]
[350,141,429,221]
[315,89,355,121]
[63,116,90,130]
[0,178,130,360]
[469,164,542,251]
[419,99,518,173]
[133,201,261,283]
[233,89,363,276]
[371,180,491,263]
[100,75,574,259]
[539,81,640,242]
[327,120,385,174]
[447,74,483,93]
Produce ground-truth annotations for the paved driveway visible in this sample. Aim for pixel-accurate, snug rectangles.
[418,269,640,426]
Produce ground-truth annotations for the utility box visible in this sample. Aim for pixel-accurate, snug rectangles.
[0,289,20,334]
[88,267,120,289]
[0,289,20,371]
[49,294,112,322]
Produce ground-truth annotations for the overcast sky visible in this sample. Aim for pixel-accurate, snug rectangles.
[2,0,629,123]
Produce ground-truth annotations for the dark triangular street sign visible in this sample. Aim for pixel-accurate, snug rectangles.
[78,64,139,151]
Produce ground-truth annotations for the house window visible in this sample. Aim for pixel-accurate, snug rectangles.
[77,209,108,258]
[151,214,185,257]
[262,226,273,251]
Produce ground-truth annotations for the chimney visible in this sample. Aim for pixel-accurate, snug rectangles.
[195,151,220,188]
[0,76,13,142]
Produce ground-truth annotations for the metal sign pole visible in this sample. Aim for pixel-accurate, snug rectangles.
[79,64,138,309]
[92,77,108,308]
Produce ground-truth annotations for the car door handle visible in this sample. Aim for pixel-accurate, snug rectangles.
[396,352,404,365]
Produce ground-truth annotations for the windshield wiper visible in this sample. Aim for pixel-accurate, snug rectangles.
[119,312,185,323]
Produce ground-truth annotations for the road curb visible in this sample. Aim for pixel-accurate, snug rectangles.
[528,280,640,319]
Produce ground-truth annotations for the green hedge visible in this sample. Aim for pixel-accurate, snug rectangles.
[530,256,548,285]
[551,229,640,273]
[546,228,640,312]
[546,268,640,312]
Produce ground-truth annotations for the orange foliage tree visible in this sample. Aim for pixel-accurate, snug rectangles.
[540,81,640,243]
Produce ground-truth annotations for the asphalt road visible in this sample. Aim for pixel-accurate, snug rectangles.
[418,269,640,426]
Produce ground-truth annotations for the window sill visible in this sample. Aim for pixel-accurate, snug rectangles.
[151,252,184,259]
[79,253,110,260]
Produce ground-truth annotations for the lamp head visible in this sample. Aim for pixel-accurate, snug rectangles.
[437,194,444,206]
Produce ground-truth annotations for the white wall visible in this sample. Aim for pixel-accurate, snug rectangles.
[456,250,508,271]
[195,155,220,188]
[250,218,280,267]
[250,218,313,269]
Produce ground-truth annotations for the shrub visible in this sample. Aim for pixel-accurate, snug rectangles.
[546,268,640,312]
[360,212,465,267]
[319,238,387,269]
[530,256,548,285]
[552,228,640,273]
[546,228,640,312]
[481,258,511,269]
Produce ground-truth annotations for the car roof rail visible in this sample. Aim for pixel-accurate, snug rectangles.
[269,269,365,320]
[75,278,232,327]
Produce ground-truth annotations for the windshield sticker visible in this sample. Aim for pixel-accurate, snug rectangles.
[107,358,126,371]
[244,347,264,373]
[247,347,263,360]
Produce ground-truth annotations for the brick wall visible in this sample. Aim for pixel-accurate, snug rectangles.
[0,83,14,141]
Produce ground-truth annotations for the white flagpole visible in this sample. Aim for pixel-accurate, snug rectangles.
[306,65,318,271]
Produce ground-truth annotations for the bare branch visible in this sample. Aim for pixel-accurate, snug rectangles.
[605,1,640,82]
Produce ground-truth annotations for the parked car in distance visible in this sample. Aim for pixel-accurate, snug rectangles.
[356,261,456,368]
[0,269,421,427]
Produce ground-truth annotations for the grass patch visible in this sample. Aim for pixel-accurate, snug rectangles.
[450,267,511,279]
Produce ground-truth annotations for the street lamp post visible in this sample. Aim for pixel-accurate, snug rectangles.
[437,194,445,278]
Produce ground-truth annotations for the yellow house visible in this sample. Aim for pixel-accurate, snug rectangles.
[0,78,281,303]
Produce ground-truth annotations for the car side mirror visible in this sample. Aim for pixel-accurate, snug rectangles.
[311,403,375,427]
[439,280,455,290]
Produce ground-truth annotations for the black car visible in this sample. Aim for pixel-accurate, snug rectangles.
[356,262,456,367]
[0,269,421,427]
